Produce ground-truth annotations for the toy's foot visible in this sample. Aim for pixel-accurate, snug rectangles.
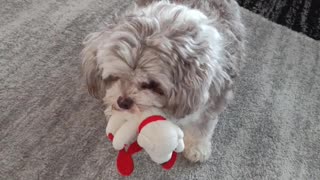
[117,149,134,176]
[161,152,177,170]
[127,141,143,155]
[183,139,212,163]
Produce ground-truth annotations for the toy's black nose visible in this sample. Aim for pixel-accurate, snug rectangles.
[117,96,134,110]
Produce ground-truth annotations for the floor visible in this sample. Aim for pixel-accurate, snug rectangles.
[237,0,320,40]
[0,0,319,179]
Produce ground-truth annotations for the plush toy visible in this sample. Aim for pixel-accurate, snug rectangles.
[106,107,184,176]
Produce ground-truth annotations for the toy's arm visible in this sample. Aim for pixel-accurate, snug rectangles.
[174,126,184,153]
[113,120,140,150]
[106,112,127,137]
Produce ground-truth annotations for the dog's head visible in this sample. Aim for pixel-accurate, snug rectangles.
[81,1,228,118]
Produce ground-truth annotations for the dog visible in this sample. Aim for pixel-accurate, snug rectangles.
[81,0,245,162]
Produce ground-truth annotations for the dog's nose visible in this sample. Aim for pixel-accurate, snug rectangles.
[117,96,134,110]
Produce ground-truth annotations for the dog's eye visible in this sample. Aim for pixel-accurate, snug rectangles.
[141,80,164,95]
[104,75,119,84]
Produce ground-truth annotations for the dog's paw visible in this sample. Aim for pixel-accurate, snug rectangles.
[183,139,212,162]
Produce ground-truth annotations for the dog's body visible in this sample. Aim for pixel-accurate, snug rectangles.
[82,0,245,162]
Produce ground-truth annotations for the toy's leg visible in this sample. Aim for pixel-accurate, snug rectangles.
[182,115,219,162]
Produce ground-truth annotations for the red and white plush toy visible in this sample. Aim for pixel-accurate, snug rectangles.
[105,107,184,176]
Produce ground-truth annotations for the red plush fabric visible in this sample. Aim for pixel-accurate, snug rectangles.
[107,115,178,176]
[117,149,134,176]
[127,141,143,155]
[107,133,114,141]
[162,152,177,170]
[138,115,165,133]
[108,134,143,176]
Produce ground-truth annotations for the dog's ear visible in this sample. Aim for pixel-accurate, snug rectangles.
[162,23,230,118]
[81,32,106,99]
[167,61,211,118]
[167,60,230,118]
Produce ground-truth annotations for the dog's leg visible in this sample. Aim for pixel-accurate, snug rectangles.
[181,87,233,162]
[182,114,219,162]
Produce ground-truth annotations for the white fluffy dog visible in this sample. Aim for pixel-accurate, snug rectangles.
[81,0,245,162]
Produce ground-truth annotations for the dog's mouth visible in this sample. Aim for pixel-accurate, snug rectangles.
[111,104,121,111]
[111,104,141,114]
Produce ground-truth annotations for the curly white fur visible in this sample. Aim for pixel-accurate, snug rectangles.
[81,0,245,162]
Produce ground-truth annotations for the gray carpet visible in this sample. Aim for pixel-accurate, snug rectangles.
[236,0,320,40]
[1,0,319,179]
